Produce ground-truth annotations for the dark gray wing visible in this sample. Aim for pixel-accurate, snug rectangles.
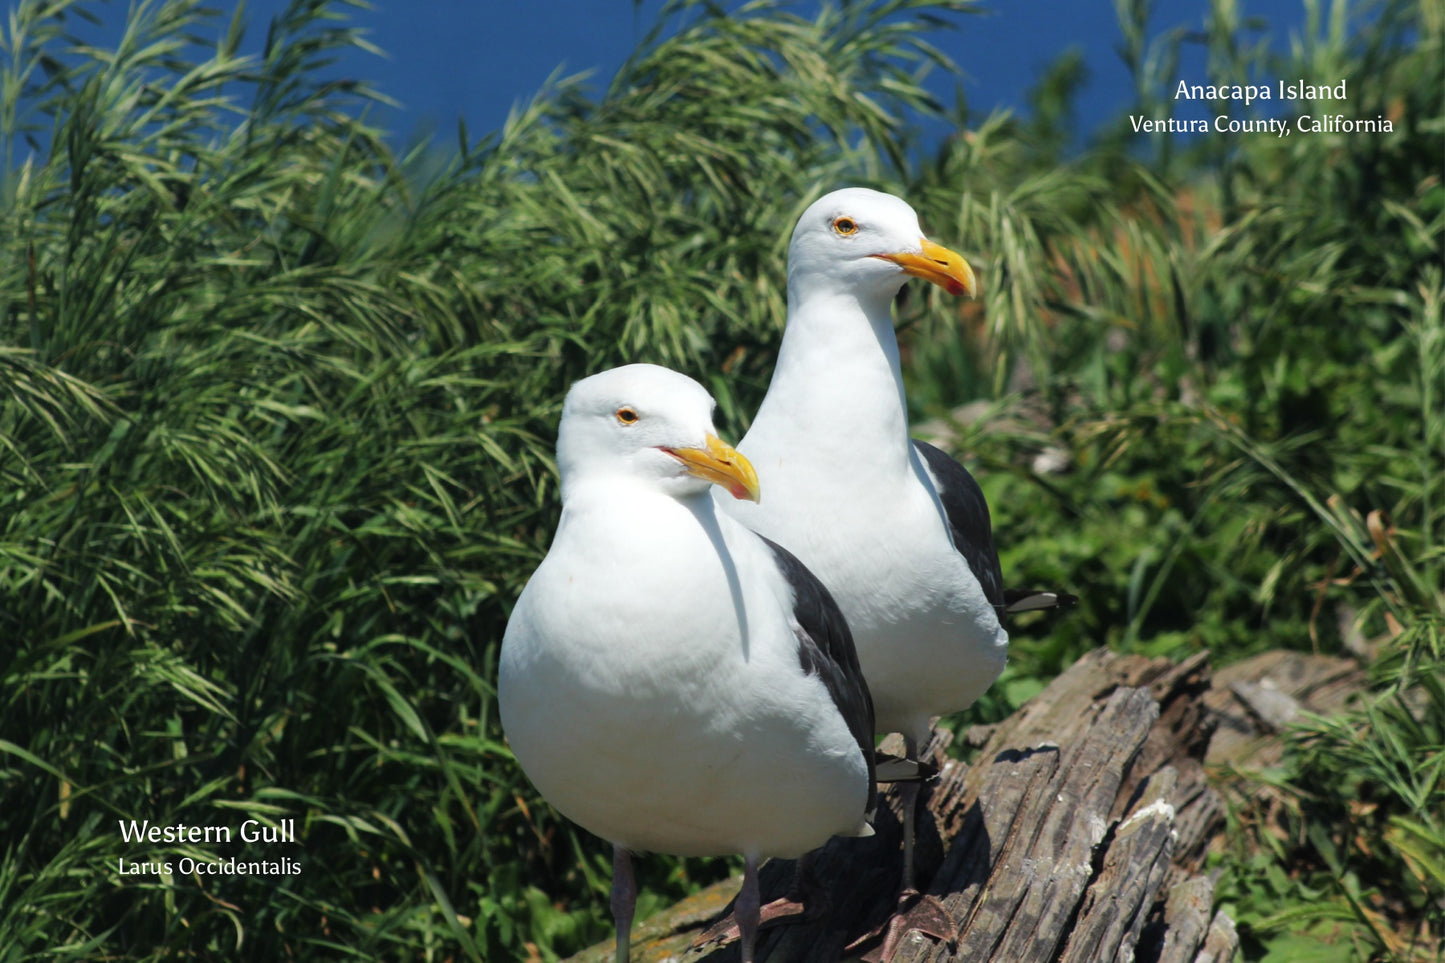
[757,534,877,806]
[913,439,1005,610]
[914,440,1079,617]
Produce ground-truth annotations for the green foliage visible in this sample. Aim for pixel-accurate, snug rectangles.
[1216,619,1444,962]
[906,0,1441,666]
[0,0,1440,959]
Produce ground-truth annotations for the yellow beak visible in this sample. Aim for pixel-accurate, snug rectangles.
[666,433,761,503]
[874,237,978,298]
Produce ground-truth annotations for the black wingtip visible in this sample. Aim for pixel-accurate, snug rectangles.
[874,754,939,783]
[1001,589,1080,615]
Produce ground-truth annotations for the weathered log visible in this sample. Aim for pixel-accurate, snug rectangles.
[562,647,1363,963]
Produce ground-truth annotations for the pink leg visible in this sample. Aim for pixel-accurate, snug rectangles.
[737,854,762,963]
[690,850,821,952]
[611,845,636,963]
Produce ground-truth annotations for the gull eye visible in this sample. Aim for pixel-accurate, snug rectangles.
[832,216,859,236]
[615,407,639,425]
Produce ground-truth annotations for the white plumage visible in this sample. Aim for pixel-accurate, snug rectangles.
[500,363,875,963]
[718,190,1005,935]
[722,188,1002,747]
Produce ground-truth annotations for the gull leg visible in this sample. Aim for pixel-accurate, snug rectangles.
[691,850,820,951]
[900,775,921,892]
[737,854,762,963]
[611,845,636,963]
[780,848,820,917]
[848,732,955,962]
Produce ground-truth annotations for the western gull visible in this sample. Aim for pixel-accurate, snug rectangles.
[719,187,1071,953]
[499,363,883,963]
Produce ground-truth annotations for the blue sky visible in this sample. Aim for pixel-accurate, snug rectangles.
[213,0,1315,147]
[44,0,1325,151]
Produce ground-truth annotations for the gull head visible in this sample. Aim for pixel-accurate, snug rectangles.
[786,187,977,304]
[557,364,760,503]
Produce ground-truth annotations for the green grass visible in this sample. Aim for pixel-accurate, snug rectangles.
[1,0,1441,959]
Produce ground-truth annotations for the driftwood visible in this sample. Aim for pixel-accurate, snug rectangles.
[563,647,1366,963]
